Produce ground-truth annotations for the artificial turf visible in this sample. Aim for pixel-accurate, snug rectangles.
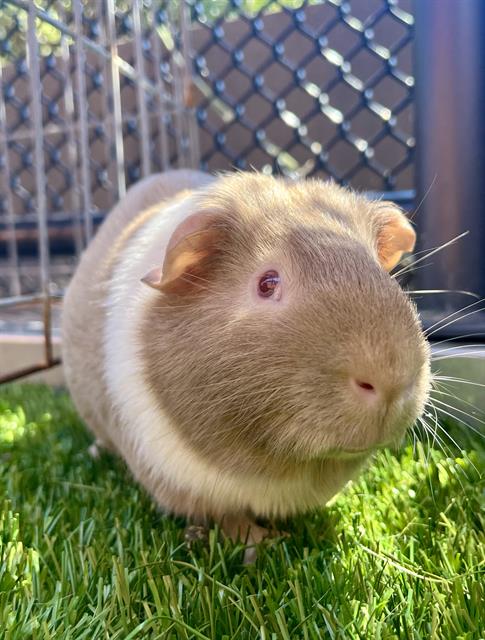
[0,384,483,639]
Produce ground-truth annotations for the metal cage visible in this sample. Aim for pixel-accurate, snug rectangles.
[1,0,484,383]
[0,0,198,381]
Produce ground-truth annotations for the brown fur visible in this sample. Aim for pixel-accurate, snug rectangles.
[142,174,429,475]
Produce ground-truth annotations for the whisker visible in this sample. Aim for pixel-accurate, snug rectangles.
[431,388,485,424]
[410,423,417,457]
[424,297,485,335]
[393,231,469,279]
[432,349,485,361]
[413,418,438,503]
[181,271,211,284]
[429,397,485,435]
[422,420,471,491]
[178,275,208,291]
[429,331,485,346]
[420,413,461,490]
[422,411,450,457]
[392,261,434,280]
[424,404,482,477]
[407,289,481,300]
[423,406,474,469]
[433,376,485,390]
[431,343,485,354]
[427,402,441,451]
[408,173,437,221]
[426,305,485,338]
[418,415,434,467]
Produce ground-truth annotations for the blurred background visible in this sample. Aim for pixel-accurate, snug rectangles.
[0,0,484,383]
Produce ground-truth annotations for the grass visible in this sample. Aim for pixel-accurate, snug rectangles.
[0,384,483,639]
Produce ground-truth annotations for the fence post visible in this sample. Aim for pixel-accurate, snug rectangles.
[414,0,485,337]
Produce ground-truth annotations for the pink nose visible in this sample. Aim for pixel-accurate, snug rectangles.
[356,380,375,392]
[351,378,377,395]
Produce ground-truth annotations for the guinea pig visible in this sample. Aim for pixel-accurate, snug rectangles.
[62,169,431,547]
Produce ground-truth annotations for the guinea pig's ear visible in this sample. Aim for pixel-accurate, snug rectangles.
[141,211,224,295]
[375,203,416,271]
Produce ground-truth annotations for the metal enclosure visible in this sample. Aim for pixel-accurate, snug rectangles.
[0,0,197,381]
[0,0,484,383]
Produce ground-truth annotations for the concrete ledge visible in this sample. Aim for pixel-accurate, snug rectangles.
[0,334,64,386]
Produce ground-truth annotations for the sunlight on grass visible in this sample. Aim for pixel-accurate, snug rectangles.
[0,406,30,445]
[0,384,483,639]
[0,404,48,445]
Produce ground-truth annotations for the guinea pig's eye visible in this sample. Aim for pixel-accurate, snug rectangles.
[258,270,281,298]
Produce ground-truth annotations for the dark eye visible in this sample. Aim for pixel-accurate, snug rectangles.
[258,270,281,298]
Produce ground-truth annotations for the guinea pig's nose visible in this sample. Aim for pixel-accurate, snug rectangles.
[356,380,375,392]
[350,378,377,398]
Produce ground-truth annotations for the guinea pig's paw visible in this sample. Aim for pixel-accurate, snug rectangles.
[264,520,291,540]
[221,516,269,544]
[87,439,103,459]
[87,438,116,459]
[243,546,258,565]
[241,525,288,565]
[184,524,209,549]
[219,516,271,564]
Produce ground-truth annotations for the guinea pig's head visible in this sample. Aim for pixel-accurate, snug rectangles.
[141,173,431,473]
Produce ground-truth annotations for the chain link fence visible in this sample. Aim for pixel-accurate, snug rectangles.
[191,0,414,193]
[0,0,197,298]
[0,0,414,297]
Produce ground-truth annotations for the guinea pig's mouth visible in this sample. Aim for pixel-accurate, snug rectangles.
[323,447,377,461]
[323,437,404,460]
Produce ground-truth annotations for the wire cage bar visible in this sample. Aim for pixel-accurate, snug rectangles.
[0,0,198,381]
